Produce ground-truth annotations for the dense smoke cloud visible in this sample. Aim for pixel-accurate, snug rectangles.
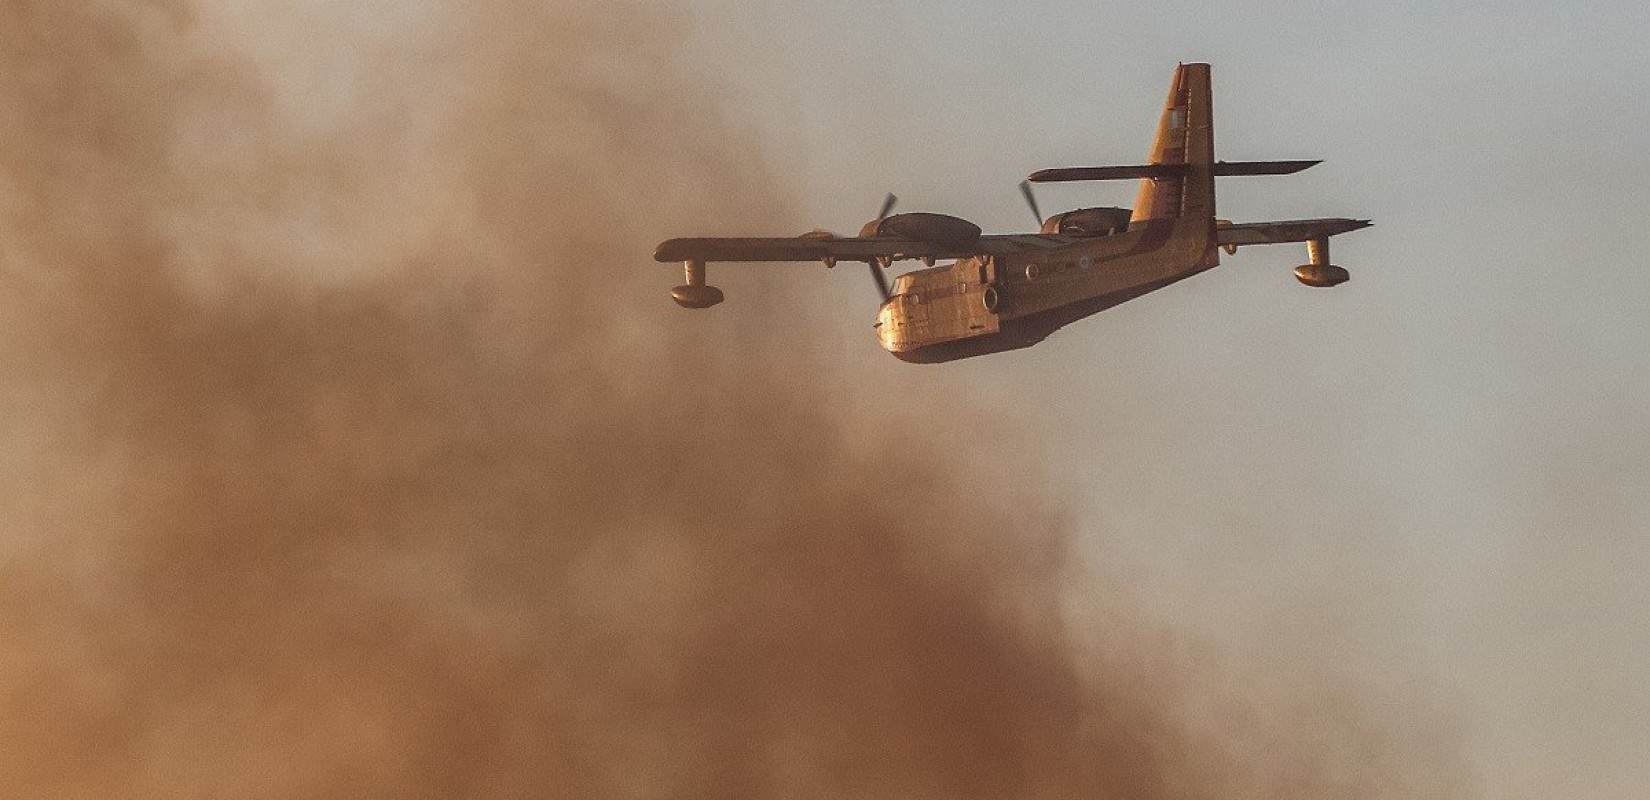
[0,2,1466,798]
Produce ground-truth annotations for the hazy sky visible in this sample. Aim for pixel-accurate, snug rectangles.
[2,2,1643,797]
[671,2,1650,798]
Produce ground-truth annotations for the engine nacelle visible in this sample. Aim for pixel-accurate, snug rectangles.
[1294,264,1350,288]
[1040,207,1133,237]
[859,212,982,245]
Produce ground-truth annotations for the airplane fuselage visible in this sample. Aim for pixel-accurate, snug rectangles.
[875,215,1217,362]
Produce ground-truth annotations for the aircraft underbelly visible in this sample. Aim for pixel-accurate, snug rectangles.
[890,272,1202,363]
[877,281,1000,354]
[884,224,1214,363]
[1004,228,1207,319]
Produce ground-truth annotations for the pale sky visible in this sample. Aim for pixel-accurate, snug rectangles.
[674,3,1650,797]
[0,2,1641,796]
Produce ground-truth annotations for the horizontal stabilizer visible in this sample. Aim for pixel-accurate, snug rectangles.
[1028,160,1320,183]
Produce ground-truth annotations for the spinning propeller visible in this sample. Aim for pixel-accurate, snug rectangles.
[1019,180,1044,227]
[866,193,897,302]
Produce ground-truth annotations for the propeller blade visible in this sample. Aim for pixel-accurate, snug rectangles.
[1019,180,1043,226]
[858,193,897,304]
[877,193,898,221]
[867,262,891,303]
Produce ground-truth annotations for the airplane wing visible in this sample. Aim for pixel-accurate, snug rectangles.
[658,218,1370,263]
[1216,217,1371,247]
[654,234,1074,264]
[655,232,1075,308]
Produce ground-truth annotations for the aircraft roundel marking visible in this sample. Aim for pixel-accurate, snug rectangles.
[1078,254,1092,271]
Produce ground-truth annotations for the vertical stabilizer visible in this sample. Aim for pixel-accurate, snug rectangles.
[1132,63,1215,223]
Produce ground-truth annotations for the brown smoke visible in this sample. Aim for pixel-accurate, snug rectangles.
[0,2,1465,798]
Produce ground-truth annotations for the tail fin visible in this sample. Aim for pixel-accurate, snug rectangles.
[1132,63,1214,223]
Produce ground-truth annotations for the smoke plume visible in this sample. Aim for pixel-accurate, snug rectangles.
[0,2,1465,798]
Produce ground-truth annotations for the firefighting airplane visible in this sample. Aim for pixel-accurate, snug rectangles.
[654,63,1370,363]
